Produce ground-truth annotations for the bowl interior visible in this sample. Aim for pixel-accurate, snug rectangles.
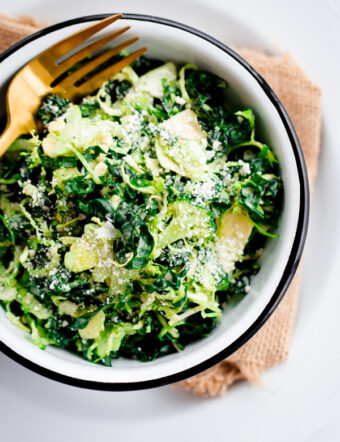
[0,16,302,386]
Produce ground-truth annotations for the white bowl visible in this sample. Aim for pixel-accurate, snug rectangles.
[0,14,309,390]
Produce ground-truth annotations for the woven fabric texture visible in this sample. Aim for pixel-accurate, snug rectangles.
[0,14,321,397]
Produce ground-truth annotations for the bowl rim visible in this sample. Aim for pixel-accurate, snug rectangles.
[0,13,309,391]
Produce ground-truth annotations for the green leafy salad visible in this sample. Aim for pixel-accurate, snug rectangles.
[0,56,282,364]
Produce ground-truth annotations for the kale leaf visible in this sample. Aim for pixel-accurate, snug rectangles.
[64,176,97,195]
[37,94,70,125]
[114,201,154,269]
[131,55,163,76]
[104,79,131,103]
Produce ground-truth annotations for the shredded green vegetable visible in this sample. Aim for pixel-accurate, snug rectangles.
[0,55,282,364]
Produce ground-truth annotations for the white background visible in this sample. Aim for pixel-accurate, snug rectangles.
[1,1,340,441]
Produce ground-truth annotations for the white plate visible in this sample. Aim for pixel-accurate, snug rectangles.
[1,1,340,441]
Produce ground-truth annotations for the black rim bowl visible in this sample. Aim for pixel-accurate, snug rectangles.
[0,13,309,391]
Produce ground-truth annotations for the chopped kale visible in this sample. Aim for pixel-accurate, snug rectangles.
[37,94,70,125]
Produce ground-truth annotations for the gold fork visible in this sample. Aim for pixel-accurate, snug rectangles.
[0,14,147,157]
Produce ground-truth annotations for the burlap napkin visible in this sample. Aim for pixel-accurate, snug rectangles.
[0,14,322,397]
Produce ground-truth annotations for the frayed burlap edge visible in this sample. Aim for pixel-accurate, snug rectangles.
[0,14,49,53]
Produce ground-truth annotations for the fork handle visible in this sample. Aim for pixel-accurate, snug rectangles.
[0,123,20,157]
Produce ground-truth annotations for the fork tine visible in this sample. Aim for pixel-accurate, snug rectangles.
[57,37,139,89]
[75,48,147,97]
[40,14,122,62]
[53,26,131,75]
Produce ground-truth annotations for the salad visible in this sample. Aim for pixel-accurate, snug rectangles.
[0,56,282,365]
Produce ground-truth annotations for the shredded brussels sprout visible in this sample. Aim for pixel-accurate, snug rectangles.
[0,55,282,364]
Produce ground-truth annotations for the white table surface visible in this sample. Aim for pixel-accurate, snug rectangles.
[1,1,340,441]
